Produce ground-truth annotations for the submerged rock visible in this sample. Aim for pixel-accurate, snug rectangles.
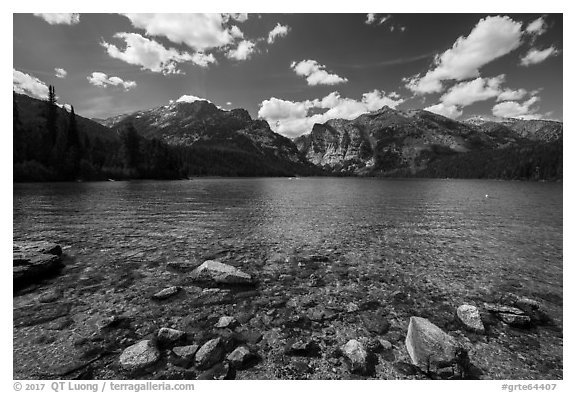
[195,338,224,370]
[119,340,160,370]
[484,302,532,328]
[341,339,372,375]
[360,310,390,334]
[167,260,200,272]
[197,362,232,380]
[152,286,181,300]
[499,313,532,328]
[190,260,254,285]
[13,253,62,287]
[284,338,321,357]
[405,316,463,373]
[456,305,485,333]
[171,345,199,367]
[215,316,238,329]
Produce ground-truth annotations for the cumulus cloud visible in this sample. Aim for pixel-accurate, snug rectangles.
[520,46,559,66]
[405,16,523,94]
[439,75,505,107]
[258,90,404,138]
[87,72,137,90]
[121,13,241,51]
[13,69,49,99]
[525,17,546,36]
[101,33,215,74]
[291,60,348,86]
[267,23,290,44]
[54,68,68,79]
[34,13,80,25]
[223,13,248,23]
[497,88,528,102]
[424,103,463,119]
[226,40,256,61]
[492,96,541,119]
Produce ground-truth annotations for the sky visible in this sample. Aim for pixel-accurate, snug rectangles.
[13,13,563,138]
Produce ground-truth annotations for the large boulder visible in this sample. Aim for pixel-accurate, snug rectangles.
[13,242,63,286]
[456,305,485,333]
[119,340,160,370]
[405,317,463,373]
[190,260,254,285]
[195,338,224,370]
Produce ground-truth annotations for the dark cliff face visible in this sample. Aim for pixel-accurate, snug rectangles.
[102,100,317,174]
[295,106,562,177]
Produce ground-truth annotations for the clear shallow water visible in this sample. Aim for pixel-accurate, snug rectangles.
[13,178,563,379]
[13,177,563,301]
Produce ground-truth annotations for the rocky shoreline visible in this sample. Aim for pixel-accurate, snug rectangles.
[13,241,562,380]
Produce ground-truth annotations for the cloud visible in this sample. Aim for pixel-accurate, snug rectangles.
[291,60,348,86]
[520,46,559,66]
[226,40,256,61]
[34,13,80,25]
[258,90,404,138]
[54,68,68,79]
[492,96,541,119]
[525,17,546,36]
[223,13,248,23]
[405,16,523,94]
[87,72,137,90]
[424,103,463,119]
[439,75,505,107]
[121,14,243,51]
[497,88,528,102]
[175,95,212,104]
[365,14,390,25]
[13,69,49,99]
[267,23,290,44]
[101,33,215,74]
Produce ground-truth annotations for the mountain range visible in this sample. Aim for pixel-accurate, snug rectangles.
[13,92,562,181]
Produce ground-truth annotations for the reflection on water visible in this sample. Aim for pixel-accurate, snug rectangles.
[14,177,562,310]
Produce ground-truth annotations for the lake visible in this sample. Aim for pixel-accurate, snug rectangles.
[13,178,563,379]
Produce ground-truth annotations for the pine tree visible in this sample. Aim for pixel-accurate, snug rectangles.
[47,85,58,147]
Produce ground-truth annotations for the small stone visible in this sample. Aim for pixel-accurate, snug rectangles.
[191,260,254,285]
[157,327,186,346]
[195,338,224,370]
[215,316,238,329]
[119,340,160,370]
[152,286,181,300]
[227,346,255,369]
[341,339,372,375]
[346,302,360,313]
[456,304,485,333]
[379,339,393,351]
